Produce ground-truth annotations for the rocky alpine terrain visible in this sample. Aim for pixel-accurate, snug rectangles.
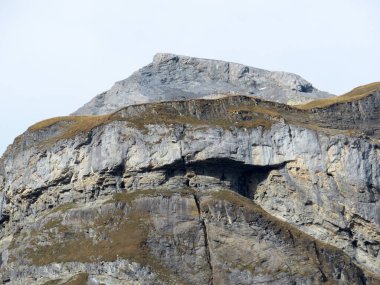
[0,54,379,285]
[73,53,333,115]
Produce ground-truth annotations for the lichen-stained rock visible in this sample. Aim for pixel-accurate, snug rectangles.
[0,85,380,283]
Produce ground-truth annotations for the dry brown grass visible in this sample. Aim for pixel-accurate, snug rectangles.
[27,98,277,146]
[228,105,280,118]
[297,82,380,109]
[108,188,195,205]
[206,190,263,213]
[44,202,77,217]
[126,113,205,130]
[204,190,372,281]
[42,279,63,285]
[62,273,89,285]
[235,119,272,129]
[121,109,273,131]
[26,114,119,148]
[28,115,114,140]
[24,190,191,284]
[27,211,176,282]
[26,210,149,265]
[206,190,359,261]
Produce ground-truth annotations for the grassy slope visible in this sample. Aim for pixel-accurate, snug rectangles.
[297,82,380,109]
[28,115,113,138]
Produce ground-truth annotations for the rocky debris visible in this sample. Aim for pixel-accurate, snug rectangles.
[73,53,333,115]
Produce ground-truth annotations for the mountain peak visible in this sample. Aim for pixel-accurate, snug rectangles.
[73,53,334,115]
[152,52,180,64]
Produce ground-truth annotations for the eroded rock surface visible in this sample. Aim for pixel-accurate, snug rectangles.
[73,53,333,115]
[3,189,379,285]
[0,76,379,284]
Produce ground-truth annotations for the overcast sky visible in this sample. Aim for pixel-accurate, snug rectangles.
[1,0,379,155]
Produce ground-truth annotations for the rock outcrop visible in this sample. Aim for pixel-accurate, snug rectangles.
[0,57,379,284]
[73,53,333,115]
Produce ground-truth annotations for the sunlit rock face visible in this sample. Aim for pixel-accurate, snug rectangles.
[73,53,333,115]
[0,59,379,284]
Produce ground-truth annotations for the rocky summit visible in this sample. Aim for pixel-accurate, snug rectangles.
[73,53,333,115]
[0,55,380,285]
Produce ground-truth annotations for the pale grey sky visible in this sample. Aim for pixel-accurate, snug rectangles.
[1,0,379,155]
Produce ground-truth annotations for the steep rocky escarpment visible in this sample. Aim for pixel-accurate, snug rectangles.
[0,86,380,284]
[3,189,378,284]
[73,53,333,115]
[298,82,380,138]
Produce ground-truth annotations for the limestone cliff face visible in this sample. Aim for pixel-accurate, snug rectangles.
[0,82,379,284]
[73,53,333,115]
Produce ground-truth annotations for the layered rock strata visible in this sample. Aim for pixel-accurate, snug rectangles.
[0,87,379,284]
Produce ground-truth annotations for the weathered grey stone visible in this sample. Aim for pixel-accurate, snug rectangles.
[73,53,333,115]
[0,68,379,284]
